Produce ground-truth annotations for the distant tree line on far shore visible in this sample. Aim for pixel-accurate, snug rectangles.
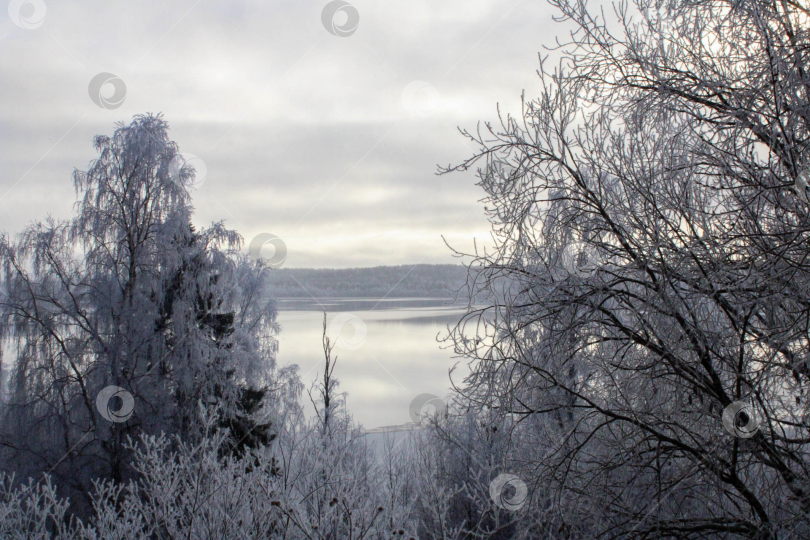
[264,264,469,298]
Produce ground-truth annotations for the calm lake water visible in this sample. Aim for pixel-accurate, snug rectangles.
[275,298,471,430]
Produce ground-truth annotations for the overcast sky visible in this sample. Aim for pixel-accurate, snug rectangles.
[0,0,557,268]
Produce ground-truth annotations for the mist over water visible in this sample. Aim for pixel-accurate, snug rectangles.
[276,297,470,429]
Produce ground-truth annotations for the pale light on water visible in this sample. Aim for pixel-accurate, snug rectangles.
[276,298,470,430]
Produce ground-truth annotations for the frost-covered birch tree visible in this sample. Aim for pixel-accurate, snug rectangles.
[0,114,284,512]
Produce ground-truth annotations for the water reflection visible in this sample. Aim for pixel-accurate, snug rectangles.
[275,297,470,430]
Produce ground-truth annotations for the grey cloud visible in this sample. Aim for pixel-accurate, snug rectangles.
[0,0,555,267]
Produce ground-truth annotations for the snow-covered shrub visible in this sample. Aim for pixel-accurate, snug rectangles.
[0,474,80,540]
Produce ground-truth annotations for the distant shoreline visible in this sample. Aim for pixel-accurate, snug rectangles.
[265,264,470,299]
